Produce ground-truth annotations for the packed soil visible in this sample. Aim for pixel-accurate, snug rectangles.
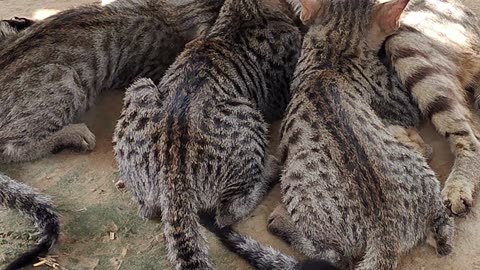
[1,1,480,269]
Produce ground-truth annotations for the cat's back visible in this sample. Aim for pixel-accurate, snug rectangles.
[0,1,175,71]
[156,38,260,133]
[406,0,478,27]
[391,0,480,69]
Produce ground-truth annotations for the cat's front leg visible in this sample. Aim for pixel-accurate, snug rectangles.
[390,52,480,215]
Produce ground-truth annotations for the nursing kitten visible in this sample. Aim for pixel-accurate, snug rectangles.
[0,0,224,163]
[384,0,480,215]
[209,0,454,269]
[113,0,301,269]
[0,0,223,268]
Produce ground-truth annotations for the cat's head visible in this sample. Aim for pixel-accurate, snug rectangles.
[298,0,410,53]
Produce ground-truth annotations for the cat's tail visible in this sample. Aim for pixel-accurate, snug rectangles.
[199,212,339,270]
[161,176,214,270]
[0,172,59,270]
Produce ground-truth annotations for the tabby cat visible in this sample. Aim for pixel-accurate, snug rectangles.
[384,0,480,216]
[113,0,302,269]
[0,0,223,268]
[209,0,454,269]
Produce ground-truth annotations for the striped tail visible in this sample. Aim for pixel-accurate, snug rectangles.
[0,172,59,270]
[162,178,214,270]
[199,212,339,270]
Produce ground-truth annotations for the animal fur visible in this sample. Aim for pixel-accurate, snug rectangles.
[113,0,302,269]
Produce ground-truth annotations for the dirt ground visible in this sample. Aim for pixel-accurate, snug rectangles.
[1,0,480,269]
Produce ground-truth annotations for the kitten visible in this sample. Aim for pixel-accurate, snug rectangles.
[384,0,480,216]
[208,0,454,269]
[0,0,224,163]
[0,0,223,268]
[113,0,302,269]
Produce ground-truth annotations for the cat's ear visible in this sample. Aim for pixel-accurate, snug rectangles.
[372,0,410,35]
[299,0,323,25]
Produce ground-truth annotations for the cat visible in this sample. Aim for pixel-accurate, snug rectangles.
[0,0,224,163]
[205,0,454,269]
[0,17,34,48]
[0,0,224,268]
[112,0,302,269]
[383,0,480,216]
[0,173,59,270]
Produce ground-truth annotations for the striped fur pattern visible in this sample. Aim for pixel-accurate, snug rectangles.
[0,173,59,270]
[0,0,223,164]
[0,0,223,268]
[217,0,454,269]
[113,0,302,269]
[384,0,480,216]
[277,0,453,268]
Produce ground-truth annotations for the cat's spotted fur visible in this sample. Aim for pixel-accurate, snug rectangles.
[212,0,454,269]
[0,0,223,268]
[113,0,302,269]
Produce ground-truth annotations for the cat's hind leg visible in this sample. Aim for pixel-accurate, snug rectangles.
[0,64,95,163]
[216,155,279,227]
[268,205,344,266]
[212,99,278,227]
[429,205,455,256]
[355,240,398,270]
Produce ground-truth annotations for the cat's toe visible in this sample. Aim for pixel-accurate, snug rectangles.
[436,242,453,256]
[267,215,285,236]
[60,123,96,152]
[267,206,290,236]
[442,182,474,216]
[81,128,96,151]
[73,124,96,151]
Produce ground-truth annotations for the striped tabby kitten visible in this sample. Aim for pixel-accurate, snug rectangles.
[384,0,480,215]
[113,0,301,269]
[210,0,454,269]
[0,0,223,268]
[0,0,223,163]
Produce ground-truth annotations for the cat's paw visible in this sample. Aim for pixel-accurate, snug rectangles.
[442,179,474,216]
[388,125,432,159]
[267,206,292,237]
[58,123,96,152]
[436,240,453,256]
